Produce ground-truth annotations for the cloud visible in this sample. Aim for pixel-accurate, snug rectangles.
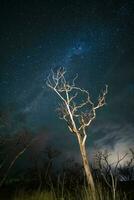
[91,121,134,164]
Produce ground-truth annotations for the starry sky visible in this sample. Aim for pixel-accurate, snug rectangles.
[0,0,134,160]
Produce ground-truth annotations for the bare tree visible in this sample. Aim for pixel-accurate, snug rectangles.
[118,148,134,181]
[94,150,128,200]
[46,67,108,200]
[0,130,37,187]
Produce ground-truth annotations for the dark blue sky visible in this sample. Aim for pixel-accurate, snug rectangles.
[0,0,134,159]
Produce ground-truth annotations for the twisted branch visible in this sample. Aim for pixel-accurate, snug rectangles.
[46,68,108,145]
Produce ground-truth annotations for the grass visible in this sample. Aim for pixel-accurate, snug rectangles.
[14,191,55,200]
[1,175,133,200]
[13,185,129,200]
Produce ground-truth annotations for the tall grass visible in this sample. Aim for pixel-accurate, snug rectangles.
[14,191,55,200]
[13,184,128,200]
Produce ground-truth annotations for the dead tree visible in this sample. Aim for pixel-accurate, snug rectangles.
[118,148,134,181]
[94,150,128,200]
[0,131,37,187]
[46,67,108,200]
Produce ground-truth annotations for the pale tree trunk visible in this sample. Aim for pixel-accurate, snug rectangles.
[46,68,108,200]
[77,134,96,200]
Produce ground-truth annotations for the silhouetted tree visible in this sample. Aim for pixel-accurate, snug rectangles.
[93,150,128,200]
[0,129,37,187]
[118,148,134,181]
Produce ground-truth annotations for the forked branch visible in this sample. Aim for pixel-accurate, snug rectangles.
[46,67,108,146]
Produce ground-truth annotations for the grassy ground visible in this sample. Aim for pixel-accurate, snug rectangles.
[0,179,133,200]
[13,190,128,200]
[11,185,131,200]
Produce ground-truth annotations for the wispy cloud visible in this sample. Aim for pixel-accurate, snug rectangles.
[91,121,134,164]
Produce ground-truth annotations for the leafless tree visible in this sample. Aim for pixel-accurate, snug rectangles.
[118,148,134,181]
[46,67,108,200]
[0,130,37,187]
[94,150,128,200]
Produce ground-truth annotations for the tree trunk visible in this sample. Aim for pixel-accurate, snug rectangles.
[77,134,96,200]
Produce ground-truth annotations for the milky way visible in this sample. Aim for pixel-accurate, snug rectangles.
[0,0,134,157]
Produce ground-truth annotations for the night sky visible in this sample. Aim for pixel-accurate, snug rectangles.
[0,0,134,161]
